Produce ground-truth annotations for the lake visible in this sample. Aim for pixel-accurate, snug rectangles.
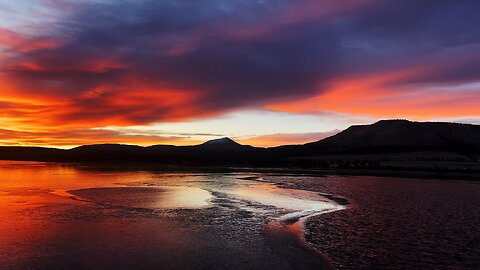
[0,161,478,269]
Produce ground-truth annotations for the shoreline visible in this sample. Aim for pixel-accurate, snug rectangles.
[1,159,480,181]
[59,161,480,181]
[264,202,347,270]
[248,175,350,269]
[66,175,349,269]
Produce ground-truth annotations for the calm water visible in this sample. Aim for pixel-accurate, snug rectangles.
[0,161,479,269]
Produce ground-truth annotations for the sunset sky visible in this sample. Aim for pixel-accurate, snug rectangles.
[1,0,479,148]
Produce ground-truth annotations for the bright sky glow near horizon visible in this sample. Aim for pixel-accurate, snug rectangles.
[1,0,480,148]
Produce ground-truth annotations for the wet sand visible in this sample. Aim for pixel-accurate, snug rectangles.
[267,175,480,269]
[0,162,337,270]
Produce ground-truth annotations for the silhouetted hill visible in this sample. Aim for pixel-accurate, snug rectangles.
[68,144,147,162]
[0,146,65,162]
[196,137,250,150]
[170,137,264,165]
[303,120,480,154]
[0,120,479,171]
[57,138,264,164]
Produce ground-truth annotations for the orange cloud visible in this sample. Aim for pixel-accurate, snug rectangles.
[0,83,207,129]
[267,58,480,119]
[0,127,203,148]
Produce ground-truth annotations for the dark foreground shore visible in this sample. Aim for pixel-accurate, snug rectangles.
[266,175,480,269]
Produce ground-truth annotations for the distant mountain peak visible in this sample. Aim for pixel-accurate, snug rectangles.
[196,137,251,151]
[202,137,239,146]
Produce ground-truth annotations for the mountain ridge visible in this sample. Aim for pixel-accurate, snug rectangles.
[1,120,479,168]
[304,119,480,154]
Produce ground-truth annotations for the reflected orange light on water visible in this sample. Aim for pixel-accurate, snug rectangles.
[0,161,198,267]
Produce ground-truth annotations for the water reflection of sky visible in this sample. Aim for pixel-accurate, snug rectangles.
[226,184,336,212]
[0,162,339,215]
[0,161,342,269]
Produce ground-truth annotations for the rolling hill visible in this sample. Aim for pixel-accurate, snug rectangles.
[303,120,480,154]
[1,120,479,170]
